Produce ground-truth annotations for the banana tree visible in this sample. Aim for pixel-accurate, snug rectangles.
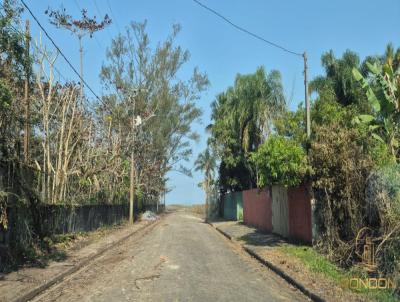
[352,61,400,158]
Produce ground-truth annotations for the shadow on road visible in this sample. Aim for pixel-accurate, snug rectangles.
[237,231,287,247]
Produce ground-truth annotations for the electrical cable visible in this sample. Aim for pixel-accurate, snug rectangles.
[192,0,303,57]
[20,0,107,105]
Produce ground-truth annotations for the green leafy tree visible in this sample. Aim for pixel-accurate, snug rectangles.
[273,104,306,144]
[209,67,285,192]
[310,50,365,108]
[99,21,209,205]
[274,51,365,149]
[251,135,308,187]
[0,1,28,157]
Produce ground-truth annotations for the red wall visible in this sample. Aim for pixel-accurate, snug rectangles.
[243,188,272,232]
[288,184,312,244]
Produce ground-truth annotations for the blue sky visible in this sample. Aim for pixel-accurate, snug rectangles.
[21,0,400,205]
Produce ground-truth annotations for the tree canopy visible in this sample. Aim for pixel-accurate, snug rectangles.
[208,66,285,192]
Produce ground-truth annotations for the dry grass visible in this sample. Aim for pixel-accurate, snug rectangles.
[191,204,205,216]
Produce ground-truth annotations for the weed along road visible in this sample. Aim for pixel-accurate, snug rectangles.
[30,209,307,302]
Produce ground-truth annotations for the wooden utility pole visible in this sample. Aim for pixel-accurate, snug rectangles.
[23,20,30,162]
[129,150,135,224]
[303,52,311,138]
[45,7,111,104]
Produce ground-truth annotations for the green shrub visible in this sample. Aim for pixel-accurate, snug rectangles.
[251,135,308,187]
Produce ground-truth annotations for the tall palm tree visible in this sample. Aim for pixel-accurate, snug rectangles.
[194,148,216,219]
[208,67,286,192]
[309,50,362,107]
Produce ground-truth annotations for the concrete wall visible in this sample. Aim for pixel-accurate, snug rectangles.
[243,188,272,232]
[271,185,289,238]
[236,197,243,221]
[288,185,312,243]
[223,192,243,221]
[223,193,236,220]
[224,183,312,244]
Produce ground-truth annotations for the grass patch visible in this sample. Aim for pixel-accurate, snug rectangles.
[280,245,397,302]
[44,232,87,248]
[280,245,343,282]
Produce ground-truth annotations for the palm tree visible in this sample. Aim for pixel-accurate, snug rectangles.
[194,148,216,220]
[309,50,362,107]
[208,67,286,192]
[383,43,400,71]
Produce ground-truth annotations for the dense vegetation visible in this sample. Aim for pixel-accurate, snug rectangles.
[207,67,285,193]
[2,1,400,296]
[0,2,207,266]
[201,45,400,297]
[250,135,308,187]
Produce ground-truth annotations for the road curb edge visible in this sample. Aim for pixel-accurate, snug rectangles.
[208,222,325,302]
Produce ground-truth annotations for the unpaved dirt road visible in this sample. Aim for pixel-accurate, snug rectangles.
[32,209,308,302]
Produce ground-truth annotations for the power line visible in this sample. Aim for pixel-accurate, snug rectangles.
[20,0,135,112]
[73,0,82,12]
[192,0,303,57]
[0,12,113,117]
[92,0,114,42]
[106,0,122,34]
[2,2,152,119]
[193,0,311,137]
[91,0,128,100]
[192,0,311,137]
[0,10,68,83]
[20,0,105,105]
[73,0,104,50]
[2,2,112,112]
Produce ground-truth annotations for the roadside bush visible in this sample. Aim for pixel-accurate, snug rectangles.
[366,164,400,284]
[310,111,400,300]
[309,124,374,266]
[251,135,308,187]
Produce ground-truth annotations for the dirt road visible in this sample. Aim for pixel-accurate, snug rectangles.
[32,209,307,302]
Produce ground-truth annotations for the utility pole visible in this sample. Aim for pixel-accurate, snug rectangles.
[129,149,135,224]
[129,109,137,224]
[303,52,311,138]
[46,7,111,104]
[23,20,30,163]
